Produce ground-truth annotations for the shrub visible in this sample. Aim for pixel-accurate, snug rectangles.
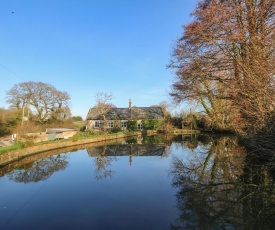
[23,140,35,148]
[170,117,183,128]
[110,127,122,133]
[142,119,163,130]
[72,116,83,121]
[84,129,97,136]
[127,120,137,131]
[0,121,10,136]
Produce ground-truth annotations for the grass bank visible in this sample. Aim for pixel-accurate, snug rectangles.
[0,131,141,155]
[0,142,25,154]
[0,131,142,167]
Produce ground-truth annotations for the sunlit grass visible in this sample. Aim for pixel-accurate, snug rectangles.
[0,142,25,154]
[0,131,140,154]
[73,121,85,128]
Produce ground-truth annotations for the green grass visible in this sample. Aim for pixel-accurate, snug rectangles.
[73,121,85,128]
[0,131,140,154]
[0,142,25,154]
[69,131,138,141]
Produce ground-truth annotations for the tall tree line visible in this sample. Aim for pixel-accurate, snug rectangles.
[169,0,275,134]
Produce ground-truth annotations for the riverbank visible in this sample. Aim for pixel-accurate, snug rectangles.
[0,132,142,167]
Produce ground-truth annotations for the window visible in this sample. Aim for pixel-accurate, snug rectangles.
[94,121,100,128]
[108,121,114,128]
[121,121,127,128]
[137,123,143,130]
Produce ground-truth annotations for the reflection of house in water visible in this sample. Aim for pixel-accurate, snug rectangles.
[86,144,166,166]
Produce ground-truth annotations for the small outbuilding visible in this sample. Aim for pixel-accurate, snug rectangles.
[46,128,77,140]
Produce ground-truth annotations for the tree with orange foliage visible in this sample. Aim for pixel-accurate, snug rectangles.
[169,0,275,134]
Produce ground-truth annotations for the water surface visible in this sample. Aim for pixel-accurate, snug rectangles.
[0,137,178,230]
[1,135,275,229]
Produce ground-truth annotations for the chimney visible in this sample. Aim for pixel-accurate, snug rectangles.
[129,99,132,110]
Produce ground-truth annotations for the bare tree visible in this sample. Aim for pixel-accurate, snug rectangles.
[7,154,68,183]
[169,0,275,134]
[93,146,116,180]
[93,92,114,132]
[6,81,71,123]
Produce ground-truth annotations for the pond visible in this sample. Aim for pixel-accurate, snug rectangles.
[0,134,275,229]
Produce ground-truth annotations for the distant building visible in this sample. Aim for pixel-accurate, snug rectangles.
[18,128,77,143]
[86,100,164,130]
[46,128,77,140]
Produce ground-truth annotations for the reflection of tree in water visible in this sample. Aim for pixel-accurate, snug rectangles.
[93,146,117,180]
[172,134,211,152]
[170,136,275,229]
[7,154,68,183]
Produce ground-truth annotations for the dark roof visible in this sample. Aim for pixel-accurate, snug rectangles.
[86,107,164,120]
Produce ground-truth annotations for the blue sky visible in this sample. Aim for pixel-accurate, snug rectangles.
[0,0,197,118]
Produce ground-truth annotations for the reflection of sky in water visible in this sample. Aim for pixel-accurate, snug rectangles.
[1,136,274,230]
[0,144,179,230]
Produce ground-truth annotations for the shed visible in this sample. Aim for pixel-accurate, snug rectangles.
[46,128,77,140]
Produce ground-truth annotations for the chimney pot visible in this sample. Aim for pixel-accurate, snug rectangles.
[129,99,132,110]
